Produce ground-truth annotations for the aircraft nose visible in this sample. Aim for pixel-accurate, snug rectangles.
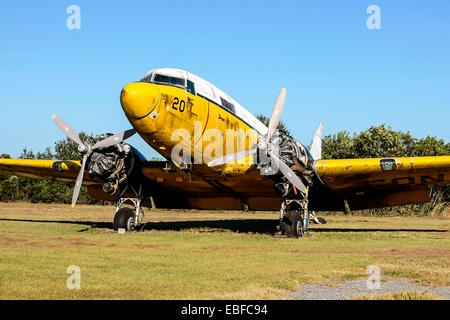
[120,82,160,119]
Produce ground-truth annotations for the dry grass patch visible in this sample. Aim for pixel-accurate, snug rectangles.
[0,203,449,299]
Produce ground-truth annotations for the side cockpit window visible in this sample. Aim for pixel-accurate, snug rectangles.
[220,97,235,113]
[187,80,196,95]
[153,74,185,87]
[141,73,153,83]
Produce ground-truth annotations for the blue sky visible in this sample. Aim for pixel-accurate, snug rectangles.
[1,0,449,159]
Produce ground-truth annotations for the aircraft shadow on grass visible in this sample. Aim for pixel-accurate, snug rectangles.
[0,218,447,235]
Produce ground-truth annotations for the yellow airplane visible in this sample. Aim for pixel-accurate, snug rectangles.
[1,68,449,237]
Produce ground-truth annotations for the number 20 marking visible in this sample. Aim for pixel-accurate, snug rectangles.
[172,98,186,112]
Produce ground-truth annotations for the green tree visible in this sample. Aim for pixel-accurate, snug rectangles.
[19,148,35,159]
[411,136,450,157]
[36,147,54,160]
[322,124,431,159]
[0,154,12,197]
[352,124,416,158]
[322,131,356,159]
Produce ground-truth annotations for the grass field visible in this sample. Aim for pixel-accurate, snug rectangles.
[0,203,449,299]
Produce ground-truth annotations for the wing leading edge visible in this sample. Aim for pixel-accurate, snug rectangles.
[0,159,101,186]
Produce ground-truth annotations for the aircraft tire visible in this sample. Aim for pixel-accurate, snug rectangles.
[281,211,304,238]
[113,207,135,231]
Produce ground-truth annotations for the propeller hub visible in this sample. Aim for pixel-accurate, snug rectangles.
[78,144,91,154]
[78,145,88,153]
[258,140,268,151]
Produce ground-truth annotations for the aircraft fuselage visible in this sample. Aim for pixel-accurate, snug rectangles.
[120,68,268,174]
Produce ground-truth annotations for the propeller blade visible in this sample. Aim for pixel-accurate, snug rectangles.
[309,122,323,160]
[268,150,307,195]
[52,115,85,148]
[92,129,136,150]
[266,88,287,143]
[208,146,257,166]
[71,154,88,208]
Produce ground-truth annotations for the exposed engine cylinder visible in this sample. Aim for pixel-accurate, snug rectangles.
[85,134,136,195]
[259,131,314,197]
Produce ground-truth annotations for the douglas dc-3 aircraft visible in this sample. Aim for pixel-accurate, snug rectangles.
[1,68,449,237]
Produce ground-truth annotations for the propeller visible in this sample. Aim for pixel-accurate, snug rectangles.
[52,115,136,207]
[266,88,286,143]
[207,88,308,195]
[207,145,257,167]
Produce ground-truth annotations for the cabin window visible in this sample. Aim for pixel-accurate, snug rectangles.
[220,97,235,113]
[153,74,185,87]
[187,80,196,95]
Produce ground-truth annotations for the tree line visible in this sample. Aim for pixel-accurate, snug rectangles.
[322,124,450,159]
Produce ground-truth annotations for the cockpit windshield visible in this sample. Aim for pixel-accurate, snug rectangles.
[153,74,185,87]
[140,72,196,95]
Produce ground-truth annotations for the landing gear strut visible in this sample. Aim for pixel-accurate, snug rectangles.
[113,184,145,231]
[279,188,310,238]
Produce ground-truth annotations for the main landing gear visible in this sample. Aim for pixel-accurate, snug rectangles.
[279,195,309,238]
[279,199,327,237]
[279,187,325,238]
[113,184,145,232]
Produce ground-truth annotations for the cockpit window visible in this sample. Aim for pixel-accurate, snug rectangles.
[141,73,153,83]
[153,74,185,87]
[220,97,235,113]
[187,80,196,95]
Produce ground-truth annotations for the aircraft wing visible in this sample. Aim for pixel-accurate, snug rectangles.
[0,158,280,210]
[0,159,101,186]
[310,156,450,211]
[140,161,280,210]
[1,156,448,212]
